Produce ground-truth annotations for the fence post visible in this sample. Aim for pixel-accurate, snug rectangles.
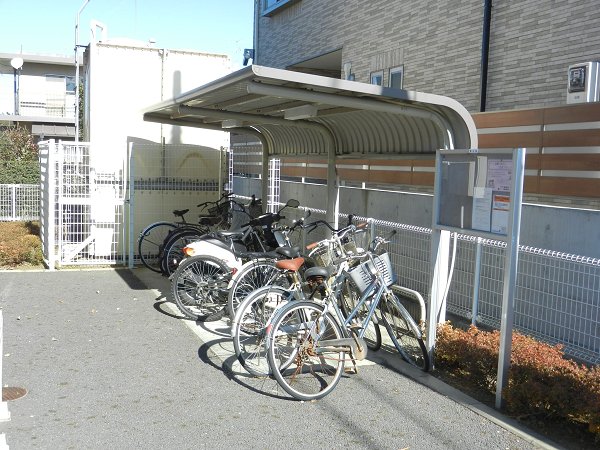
[11,185,16,221]
[471,237,483,326]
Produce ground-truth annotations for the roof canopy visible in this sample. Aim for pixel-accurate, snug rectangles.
[143,65,477,157]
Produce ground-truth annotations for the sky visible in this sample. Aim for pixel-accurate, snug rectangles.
[0,0,255,67]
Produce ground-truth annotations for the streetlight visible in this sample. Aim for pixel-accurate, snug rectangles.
[75,0,91,143]
[10,57,23,116]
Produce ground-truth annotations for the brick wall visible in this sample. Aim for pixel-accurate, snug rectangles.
[256,0,600,113]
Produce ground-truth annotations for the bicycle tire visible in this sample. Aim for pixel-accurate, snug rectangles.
[171,255,232,321]
[380,292,430,371]
[161,227,207,276]
[138,222,177,273]
[231,285,292,377]
[227,260,290,318]
[267,301,345,401]
[339,279,382,351]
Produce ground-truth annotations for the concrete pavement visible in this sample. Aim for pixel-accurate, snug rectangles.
[0,267,561,449]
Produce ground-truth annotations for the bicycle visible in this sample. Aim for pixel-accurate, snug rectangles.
[265,231,429,401]
[137,208,210,273]
[230,221,382,377]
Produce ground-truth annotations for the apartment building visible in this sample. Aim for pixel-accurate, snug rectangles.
[0,52,77,141]
[253,0,600,113]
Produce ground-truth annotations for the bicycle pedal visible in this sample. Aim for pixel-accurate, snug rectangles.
[344,366,358,375]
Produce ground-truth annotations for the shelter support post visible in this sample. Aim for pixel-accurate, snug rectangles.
[426,229,450,367]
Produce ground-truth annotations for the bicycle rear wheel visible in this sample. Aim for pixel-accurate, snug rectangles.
[227,260,290,318]
[267,301,345,401]
[231,286,292,377]
[171,255,231,321]
[161,227,207,276]
[138,222,177,273]
[380,292,429,371]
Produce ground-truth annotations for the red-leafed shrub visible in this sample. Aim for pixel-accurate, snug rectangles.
[435,322,600,435]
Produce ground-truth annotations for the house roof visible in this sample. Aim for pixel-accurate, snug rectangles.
[142,65,477,157]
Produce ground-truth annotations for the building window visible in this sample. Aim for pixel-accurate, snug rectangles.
[262,0,301,16]
[370,70,383,86]
[389,66,403,89]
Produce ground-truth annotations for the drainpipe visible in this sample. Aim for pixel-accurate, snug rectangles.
[479,0,492,112]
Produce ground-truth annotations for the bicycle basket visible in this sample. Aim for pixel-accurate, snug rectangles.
[348,252,396,294]
[310,242,336,267]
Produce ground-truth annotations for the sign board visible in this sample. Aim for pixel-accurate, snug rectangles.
[433,148,523,241]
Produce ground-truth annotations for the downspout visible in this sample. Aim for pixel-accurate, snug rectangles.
[253,0,260,64]
[479,0,492,112]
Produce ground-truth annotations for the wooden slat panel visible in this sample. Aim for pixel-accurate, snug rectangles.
[338,169,368,181]
[525,154,541,170]
[540,154,600,171]
[412,158,435,167]
[281,166,306,177]
[473,109,543,128]
[523,175,539,194]
[305,167,327,179]
[539,177,600,198]
[336,159,370,166]
[542,130,600,147]
[543,103,600,124]
[411,172,435,186]
[368,170,411,184]
[478,132,542,148]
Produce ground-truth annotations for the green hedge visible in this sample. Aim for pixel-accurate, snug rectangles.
[0,126,40,184]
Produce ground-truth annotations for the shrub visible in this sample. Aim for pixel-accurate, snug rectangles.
[0,221,43,267]
[435,322,600,433]
[0,126,39,184]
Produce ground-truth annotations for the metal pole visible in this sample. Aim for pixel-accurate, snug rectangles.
[495,148,526,409]
[75,0,91,143]
[471,237,483,325]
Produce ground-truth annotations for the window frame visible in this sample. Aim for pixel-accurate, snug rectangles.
[370,70,384,86]
[262,0,301,16]
[389,65,404,90]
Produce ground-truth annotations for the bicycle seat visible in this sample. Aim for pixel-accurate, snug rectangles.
[275,257,305,272]
[276,246,301,258]
[173,209,190,217]
[304,266,332,279]
[215,229,246,239]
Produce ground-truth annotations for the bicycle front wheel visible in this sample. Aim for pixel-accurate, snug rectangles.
[267,301,345,401]
[171,255,232,321]
[231,286,292,377]
[138,222,177,273]
[380,292,429,371]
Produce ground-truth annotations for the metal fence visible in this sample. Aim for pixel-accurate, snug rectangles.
[277,204,600,366]
[0,184,40,221]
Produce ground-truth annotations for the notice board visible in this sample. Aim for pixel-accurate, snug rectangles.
[433,148,525,240]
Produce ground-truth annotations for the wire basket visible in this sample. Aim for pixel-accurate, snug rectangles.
[348,252,396,294]
[309,242,337,267]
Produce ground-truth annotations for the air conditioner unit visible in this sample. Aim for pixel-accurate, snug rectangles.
[567,62,600,104]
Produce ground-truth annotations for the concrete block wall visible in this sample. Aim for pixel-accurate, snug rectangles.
[256,0,600,112]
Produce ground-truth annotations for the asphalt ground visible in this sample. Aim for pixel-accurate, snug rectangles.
[0,267,562,449]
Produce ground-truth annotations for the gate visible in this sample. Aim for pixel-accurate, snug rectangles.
[39,140,125,268]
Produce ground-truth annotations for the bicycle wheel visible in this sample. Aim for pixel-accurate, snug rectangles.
[231,286,292,377]
[380,292,430,371]
[227,260,290,318]
[138,222,177,273]
[339,279,382,351]
[161,228,206,276]
[171,255,232,321]
[267,301,345,401]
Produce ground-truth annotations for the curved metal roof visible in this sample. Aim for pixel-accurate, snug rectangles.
[143,65,477,156]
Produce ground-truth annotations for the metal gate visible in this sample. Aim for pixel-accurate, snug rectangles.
[39,140,125,268]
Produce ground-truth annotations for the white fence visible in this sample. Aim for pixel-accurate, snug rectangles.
[0,184,39,221]
[275,205,600,367]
